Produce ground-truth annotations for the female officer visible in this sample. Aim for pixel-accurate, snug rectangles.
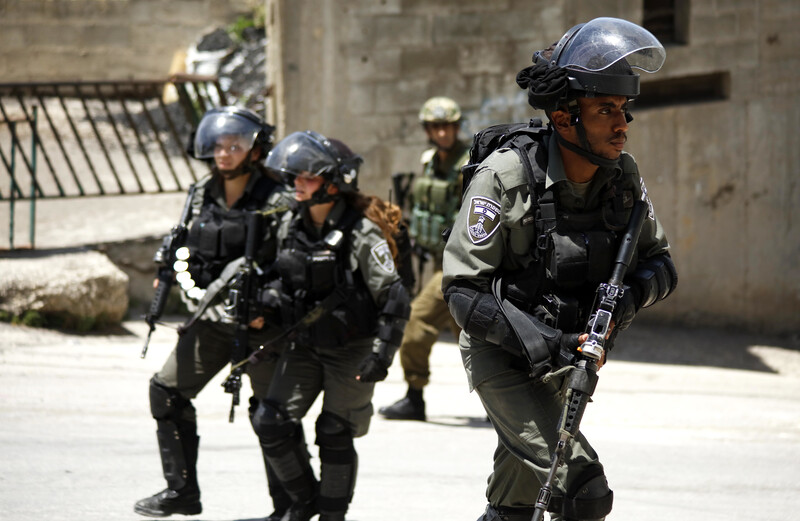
[134,107,293,521]
[251,131,411,521]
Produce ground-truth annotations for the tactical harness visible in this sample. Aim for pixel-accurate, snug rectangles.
[185,174,281,289]
[461,118,635,332]
[275,207,377,348]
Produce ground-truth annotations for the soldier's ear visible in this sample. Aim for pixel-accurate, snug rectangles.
[550,109,571,133]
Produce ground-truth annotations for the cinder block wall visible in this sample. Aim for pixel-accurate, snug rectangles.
[268,0,800,334]
[0,0,255,81]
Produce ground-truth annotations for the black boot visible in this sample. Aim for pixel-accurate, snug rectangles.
[280,499,318,521]
[378,387,425,421]
[135,410,202,518]
[133,487,202,518]
[264,461,292,521]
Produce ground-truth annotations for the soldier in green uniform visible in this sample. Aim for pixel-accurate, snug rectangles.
[250,131,411,521]
[134,107,294,520]
[441,18,678,521]
[379,96,471,421]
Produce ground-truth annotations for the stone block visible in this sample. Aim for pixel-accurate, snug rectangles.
[400,46,460,79]
[0,250,130,326]
[346,47,401,82]
[370,15,430,47]
[374,78,431,114]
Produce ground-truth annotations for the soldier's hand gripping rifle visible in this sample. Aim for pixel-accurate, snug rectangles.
[141,185,197,358]
[221,210,262,423]
[531,199,648,521]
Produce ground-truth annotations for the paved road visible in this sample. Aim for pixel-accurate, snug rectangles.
[1,319,799,521]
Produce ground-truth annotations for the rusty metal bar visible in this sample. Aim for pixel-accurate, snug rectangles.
[113,84,163,192]
[191,81,210,114]
[93,84,145,193]
[13,92,66,197]
[134,84,181,191]
[0,98,44,197]
[0,136,24,199]
[29,105,37,247]
[53,84,105,194]
[34,92,85,196]
[155,93,198,183]
[75,82,125,193]
[172,82,201,128]
[9,120,16,247]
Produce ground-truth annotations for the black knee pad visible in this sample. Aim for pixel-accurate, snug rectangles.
[149,377,192,420]
[562,467,613,521]
[315,411,353,452]
[251,399,299,446]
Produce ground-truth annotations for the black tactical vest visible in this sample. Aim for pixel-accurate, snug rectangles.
[275,208,377,348]
[507,149,636,332]
[185,174,279,288]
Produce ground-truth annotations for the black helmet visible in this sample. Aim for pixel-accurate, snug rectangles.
[191,106,275,160]
[266,131,362,197]
[518,17,665,112]
[517,18,665,168]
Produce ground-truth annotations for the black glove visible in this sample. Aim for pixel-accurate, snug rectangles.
[357,353,389,383]
[612,284,639,333]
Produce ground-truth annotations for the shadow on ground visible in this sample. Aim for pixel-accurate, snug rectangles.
[611,321,800,374]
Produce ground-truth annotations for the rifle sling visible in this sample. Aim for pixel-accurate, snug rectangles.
[178,257,245,334]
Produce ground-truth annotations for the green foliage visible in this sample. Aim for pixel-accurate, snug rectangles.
[228,7,265,42]
[0,308,112,332]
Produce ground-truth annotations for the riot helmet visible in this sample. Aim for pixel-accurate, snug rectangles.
[418,96,462,124]
[191,106,275,173]
[516,17,665,167]
[265,130,362,205]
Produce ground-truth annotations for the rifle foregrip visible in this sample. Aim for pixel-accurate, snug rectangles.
[610,200,647,285]
[147,270,173,324]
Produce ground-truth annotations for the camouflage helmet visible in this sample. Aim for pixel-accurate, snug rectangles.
[418,96,462,124]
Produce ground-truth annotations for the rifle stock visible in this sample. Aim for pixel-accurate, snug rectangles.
[531,200,647,521]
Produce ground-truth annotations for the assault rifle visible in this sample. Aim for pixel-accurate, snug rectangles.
[391,172,415,213]
[221,210,262,423]
[531,199,648,521]
[141,185,196,358]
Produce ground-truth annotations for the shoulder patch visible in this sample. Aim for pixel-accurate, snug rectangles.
[467,196,502,244]
[370,239,396,274]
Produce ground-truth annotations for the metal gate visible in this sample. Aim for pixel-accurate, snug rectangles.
[0,74,228,201]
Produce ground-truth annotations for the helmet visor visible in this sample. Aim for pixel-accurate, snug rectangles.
[193,111,262,159]
[558,17,665,73]
[264,131,337,179]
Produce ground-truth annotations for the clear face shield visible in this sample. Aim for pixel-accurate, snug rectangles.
[193,111,263,159]
[556,17,666,74]
[264,131,338,185]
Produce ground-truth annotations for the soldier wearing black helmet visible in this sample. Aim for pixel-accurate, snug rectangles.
[250,131,411,521]
[379,96,470,421]
[134,106,293,520]
[441,18,678,521]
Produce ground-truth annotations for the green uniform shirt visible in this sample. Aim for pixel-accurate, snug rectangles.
[443,132,671,389]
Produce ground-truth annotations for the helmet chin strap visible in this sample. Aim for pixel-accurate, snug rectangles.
[558,103,621,170]
[215,153,257,180]
[299,180,337,208]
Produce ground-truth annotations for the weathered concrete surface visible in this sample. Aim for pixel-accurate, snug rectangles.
[1,320,798,521]
[0,249,129,324]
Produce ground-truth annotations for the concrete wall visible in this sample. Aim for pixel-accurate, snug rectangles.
[267,0,800,334]
[0,0,256,81]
